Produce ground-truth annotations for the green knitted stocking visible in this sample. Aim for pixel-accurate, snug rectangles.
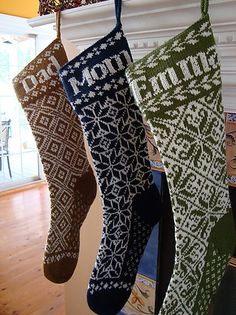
[126,0,235,314]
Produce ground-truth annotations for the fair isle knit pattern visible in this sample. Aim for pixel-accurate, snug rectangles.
[59,1,162,312]
[127,8,235,315]
[77,89,156,285]
[13,38,97,283]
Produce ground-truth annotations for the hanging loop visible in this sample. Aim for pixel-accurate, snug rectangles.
[201,0,209,15]
[115,0,122,26]
[55,7,62,39]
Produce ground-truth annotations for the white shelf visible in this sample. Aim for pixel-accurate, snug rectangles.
[28,0,236,111]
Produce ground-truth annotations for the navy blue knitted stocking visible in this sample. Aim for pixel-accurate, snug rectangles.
[60,1,162,313]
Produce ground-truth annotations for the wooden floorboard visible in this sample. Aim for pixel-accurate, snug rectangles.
[0,184,65,315]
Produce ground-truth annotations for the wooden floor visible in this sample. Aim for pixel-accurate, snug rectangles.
[0,184,65,315]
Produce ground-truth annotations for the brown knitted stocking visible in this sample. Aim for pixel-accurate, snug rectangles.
[13,37,96,283]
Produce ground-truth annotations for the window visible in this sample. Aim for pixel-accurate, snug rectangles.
[0,34,43,190]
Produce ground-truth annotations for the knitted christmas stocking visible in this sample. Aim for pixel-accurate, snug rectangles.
[60,0,162,313]
[13,21,96,284]
[126,0,235,314]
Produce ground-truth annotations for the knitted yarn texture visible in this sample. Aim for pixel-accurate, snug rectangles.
[59,1,163,312]
[126,7,235,315]
[13,38,97,283]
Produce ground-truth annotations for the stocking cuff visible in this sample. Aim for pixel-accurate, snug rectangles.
[13,38,67,107]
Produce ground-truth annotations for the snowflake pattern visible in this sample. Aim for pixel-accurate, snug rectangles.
[60,26,160,297]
